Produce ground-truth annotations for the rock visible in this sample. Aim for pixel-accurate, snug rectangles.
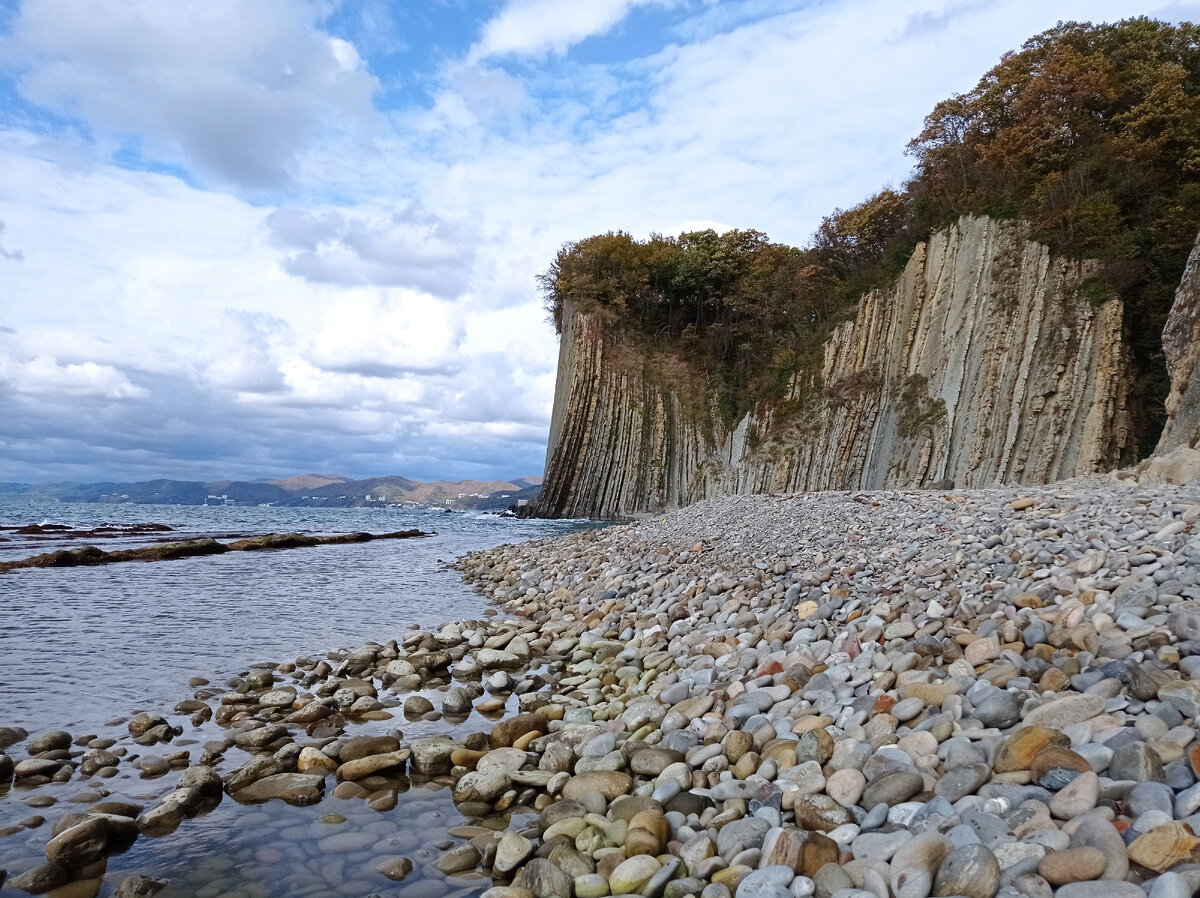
[231,773,325,805]
[477,648,523,670]
[0,726,26,749]
[1038,847,1107,885]
[512,858,573,898]
[1127,821,1200,873]
[113,875,169,897]
[28,731,71,754]
[890,832,952,898]
[610,855,662,894]
[437,843,481,874]
[561,771,632,803]
[932,844,999,898]
[127,714,168,738]
[454,768,512,803]
[974,692,1020,728]
[1055,884,1146,898]
[493,831,535,876]
[796,794,855,832]
[574,873,609,898]
[7,862,70,893]
[993,726,1070,773]
[409,738,456,775]
[335,749,410,781]
[257,687,296,708]
[716,817,771,860]
[45,817,108,868]
[443,687,472,714]
[491,714,549,748]
[862,770,924,808]
[631,747,683,776]
[934,763,991,803]
[296,747,337,774]
[403,695,435,715]
[827,768,866,807]
[339,735,401,762]
[1020,695,1105,730]
[1049,771,1099,819]
[1069,814,1130,880]
[1030,746,1091,789]
[1109,742,1165,782]
[376,857,413,882]
[737,866,796,898]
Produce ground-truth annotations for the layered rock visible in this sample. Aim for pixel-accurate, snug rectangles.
[538,215,1137,518]
[1155,230,1200,454]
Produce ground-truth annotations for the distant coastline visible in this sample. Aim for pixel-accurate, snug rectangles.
[0,473,544,512]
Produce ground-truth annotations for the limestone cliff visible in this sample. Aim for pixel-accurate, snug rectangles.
[1155,230,1200,454]
[537,215,1137,519]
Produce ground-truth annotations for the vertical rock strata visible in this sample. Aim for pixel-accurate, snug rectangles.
[538,216,1136,518]
[1156,230,1200,453]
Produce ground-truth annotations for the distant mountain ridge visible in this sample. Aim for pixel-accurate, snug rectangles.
[0,474,543,510]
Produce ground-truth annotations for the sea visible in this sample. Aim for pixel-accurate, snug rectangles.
[0,499,600,897]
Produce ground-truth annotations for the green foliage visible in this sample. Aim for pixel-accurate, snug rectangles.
[893,374,948,439]
[542,18,1200,449]
[541,225,871,424]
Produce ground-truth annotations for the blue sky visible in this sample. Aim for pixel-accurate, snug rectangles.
[1,0,1197,484]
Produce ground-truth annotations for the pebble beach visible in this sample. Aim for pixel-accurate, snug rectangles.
[7,476,1200,898]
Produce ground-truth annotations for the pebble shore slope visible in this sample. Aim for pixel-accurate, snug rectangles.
[454,478,1200,898]
[7,478,1200,898]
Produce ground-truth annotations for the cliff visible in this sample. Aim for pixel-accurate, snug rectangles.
[1154,230,1200,454]
[537,215,1137,518]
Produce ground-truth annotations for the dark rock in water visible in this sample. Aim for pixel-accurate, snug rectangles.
[45,816,109,867]
[127,713,167,739]
[226,532,318,551]
[28,730,71,754]
[0,528,429,572]
[0,727,26,750]
[114,875,169,897]
[231,772,326,805]
[8,861,70,893]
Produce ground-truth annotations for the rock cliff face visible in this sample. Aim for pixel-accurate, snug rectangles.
[1155,230,1200,454]
[537,216,1137,519]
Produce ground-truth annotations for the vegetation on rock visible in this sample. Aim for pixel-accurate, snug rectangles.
[540,17,1200,449]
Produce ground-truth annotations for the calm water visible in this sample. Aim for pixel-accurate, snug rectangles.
[0,499,595,897]
[0,500,587,734]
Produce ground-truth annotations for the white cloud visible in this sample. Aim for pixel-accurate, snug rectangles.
[471,0,665,59]
[308,291,465,377]
[0,356,146,399]
[265,205,478,297]
[2,0,379,186]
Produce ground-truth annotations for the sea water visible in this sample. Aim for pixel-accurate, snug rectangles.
[0,499,596,897]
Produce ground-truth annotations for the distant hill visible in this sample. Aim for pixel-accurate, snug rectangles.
[0,473,542,510]
[267,474,347,491]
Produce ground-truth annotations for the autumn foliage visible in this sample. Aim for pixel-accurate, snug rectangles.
[541,18,1200,444]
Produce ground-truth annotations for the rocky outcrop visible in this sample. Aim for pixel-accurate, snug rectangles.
[538,216,1138,518]
[1154,230,1200,454]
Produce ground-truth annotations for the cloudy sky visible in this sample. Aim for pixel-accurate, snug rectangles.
[1,0,1195,484]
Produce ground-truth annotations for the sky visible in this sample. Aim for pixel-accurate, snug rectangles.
[1,0,1197,485]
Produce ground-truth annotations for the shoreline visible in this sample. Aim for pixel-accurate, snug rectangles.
[4,477,1200,897]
